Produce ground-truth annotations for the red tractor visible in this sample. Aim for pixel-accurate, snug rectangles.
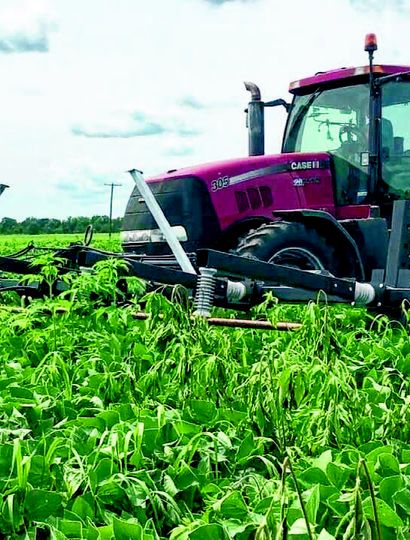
[121,35,410,282]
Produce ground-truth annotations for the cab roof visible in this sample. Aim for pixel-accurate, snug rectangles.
[289,65,410,95]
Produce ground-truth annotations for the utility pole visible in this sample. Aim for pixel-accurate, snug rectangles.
[104,182,122,239]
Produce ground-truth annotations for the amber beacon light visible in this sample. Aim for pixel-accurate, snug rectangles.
[365,33,378,52]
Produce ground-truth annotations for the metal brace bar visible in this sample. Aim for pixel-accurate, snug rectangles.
[128,169,197,275]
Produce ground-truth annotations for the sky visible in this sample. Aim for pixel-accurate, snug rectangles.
[0,0,409,220]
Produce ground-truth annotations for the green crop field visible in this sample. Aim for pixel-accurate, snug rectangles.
[0,233,121,254]
[0,235,409,539]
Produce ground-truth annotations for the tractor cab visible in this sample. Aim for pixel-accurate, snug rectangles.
[282,64,410,210]
[243,35,410,218]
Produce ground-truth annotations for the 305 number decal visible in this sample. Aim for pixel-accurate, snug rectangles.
[211,176,230,191]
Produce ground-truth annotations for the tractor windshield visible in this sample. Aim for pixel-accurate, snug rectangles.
[283,84,370,153]
[283,84,370,204]
[381,80,410,198]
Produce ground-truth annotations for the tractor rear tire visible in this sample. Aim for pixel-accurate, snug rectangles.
[235,221,345,275]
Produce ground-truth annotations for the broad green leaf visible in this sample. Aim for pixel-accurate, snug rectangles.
[401,448,410,463]
[317,530,336,540]
[10,386,34,399]
[393,488,410,513]
[396,355,410,377]
[163,473,179,497]
[278,368,291,405]
[187,400,217,424]
[218,408,247,424]
[64,510,82,522]
[286,507,303,527]
[113,517,143,540]
[24,489,63,521]
[141,428,159,456]
[91,457,118,489]
[326,492,348,516]
[117,404,136,421]
[188,524,226,539]
[2,493,24,530]
[365,445,394,463]
[379,475,403,505]
[294,372,306,407]
[288,517,308,535]
[49,526,69,540]
[314,450,333,472]
[98,525,114,540]
[172,420,201,437]
[362,496,403,528]
[0,445,13,477]
[254,496,274,513]
[58,519,83,538]
[98,410,120,428]
[72,495,94,521]
[217,431,232,449]
[174,463,199,491]
[236,433,255,462]
[201,483,221,497]
[375,454,400,477]
[129,449,143,468]
[326,462,351,489]
[305,484,320,524]
[99,457,119,480]
[27,455,50,489]
[215,491,248,520]
[363,377,391,401]
[97,481,127,505]
[85,524,100,540]
[0,377,17,391]
[220,520,254,538]
[74,416,105,431]
[299,467,329,486]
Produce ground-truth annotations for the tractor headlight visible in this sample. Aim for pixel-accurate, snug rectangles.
[120,226,188,244]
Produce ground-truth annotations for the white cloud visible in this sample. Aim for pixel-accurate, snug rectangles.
[0,0,54,53]
[0,0,408,219]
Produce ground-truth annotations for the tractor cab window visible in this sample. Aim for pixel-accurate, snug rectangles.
[283,84,370,205]
[381,81,410,199]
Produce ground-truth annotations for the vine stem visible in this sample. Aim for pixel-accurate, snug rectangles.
[285,453,314,540]
[359,458,382,540]
[278,456,289,540]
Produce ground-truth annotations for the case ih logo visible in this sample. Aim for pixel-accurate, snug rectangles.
[290,160,322,171]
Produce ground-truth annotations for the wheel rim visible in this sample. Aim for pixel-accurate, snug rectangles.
[268,246,325,271]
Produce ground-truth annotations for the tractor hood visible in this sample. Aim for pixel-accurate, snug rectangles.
[142,151,334,231]
[122,151,335,255]
[146,152,331,186]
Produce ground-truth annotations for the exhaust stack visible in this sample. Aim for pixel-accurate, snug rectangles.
[245,81,265,156]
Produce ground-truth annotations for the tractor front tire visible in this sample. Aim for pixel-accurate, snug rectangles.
[235,221,344,275]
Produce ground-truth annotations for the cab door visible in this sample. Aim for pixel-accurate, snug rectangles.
[380,80,410,202]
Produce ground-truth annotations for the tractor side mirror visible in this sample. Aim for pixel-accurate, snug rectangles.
[264,99,291,113]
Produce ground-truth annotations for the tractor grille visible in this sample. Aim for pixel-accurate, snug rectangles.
[122,176,220,255]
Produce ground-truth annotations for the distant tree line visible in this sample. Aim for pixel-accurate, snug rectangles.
[0,216,123,235]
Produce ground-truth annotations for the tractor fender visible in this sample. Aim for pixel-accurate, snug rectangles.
[219,217,270,250]
[273,209,365,280]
